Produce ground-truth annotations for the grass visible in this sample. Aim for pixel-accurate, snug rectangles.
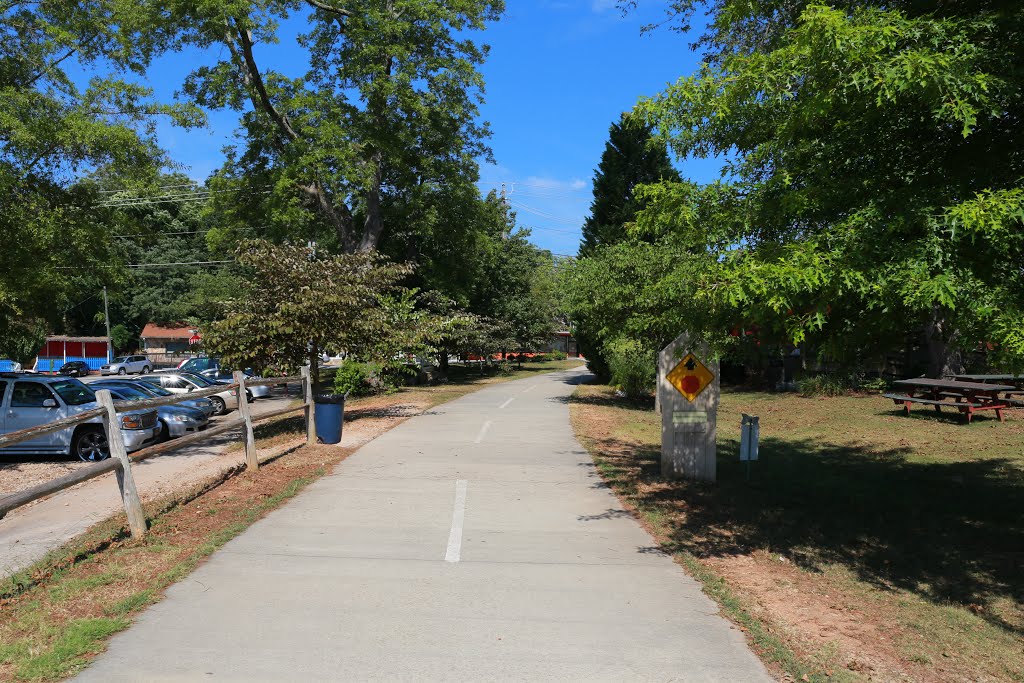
[0,358,583,682]
[570,383,1024,682]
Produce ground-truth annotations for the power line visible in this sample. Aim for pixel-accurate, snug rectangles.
[56,260,235,270]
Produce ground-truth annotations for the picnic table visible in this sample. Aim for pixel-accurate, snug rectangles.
[884,378,1017,423]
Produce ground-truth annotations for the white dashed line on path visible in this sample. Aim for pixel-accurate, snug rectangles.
[444,479,468,563]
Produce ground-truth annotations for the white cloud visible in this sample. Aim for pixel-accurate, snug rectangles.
[521,175,588,192]
[590,0,618,12]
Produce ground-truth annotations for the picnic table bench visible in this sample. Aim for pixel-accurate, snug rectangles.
[884,377,1016,423]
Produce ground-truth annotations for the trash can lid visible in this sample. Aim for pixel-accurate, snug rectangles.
[314,392,346,404]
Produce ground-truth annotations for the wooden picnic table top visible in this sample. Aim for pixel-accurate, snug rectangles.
[952,374,1023,383]
[893,378,1016,393]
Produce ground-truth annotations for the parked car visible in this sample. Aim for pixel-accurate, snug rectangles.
[201,368,272,399]
[0,373,158,461]
[86,378,217,419]
[135,372,240,415]
[58,361,91,377]
[91,382,208,442]
[100,355,152,376]
[177,356,219,374]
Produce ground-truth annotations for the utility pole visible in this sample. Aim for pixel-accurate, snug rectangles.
[102,286,112,361]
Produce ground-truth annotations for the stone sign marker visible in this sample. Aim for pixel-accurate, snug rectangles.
[658,331,719,481]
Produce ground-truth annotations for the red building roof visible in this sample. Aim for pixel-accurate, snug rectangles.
[140,324,195,340]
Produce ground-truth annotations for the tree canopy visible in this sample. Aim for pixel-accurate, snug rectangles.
[0,1,199,360]
[568,1,1024,377]
[579,115,679,258]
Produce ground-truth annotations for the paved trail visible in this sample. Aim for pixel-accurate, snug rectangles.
[78,368,771,682]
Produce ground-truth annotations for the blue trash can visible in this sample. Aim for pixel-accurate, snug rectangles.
[314,392,346,444]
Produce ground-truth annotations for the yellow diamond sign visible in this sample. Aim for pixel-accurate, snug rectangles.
[667,353,714,402]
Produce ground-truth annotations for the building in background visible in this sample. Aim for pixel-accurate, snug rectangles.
[34,336,111,372]
[549,330,578,357]
[140,323,199,369]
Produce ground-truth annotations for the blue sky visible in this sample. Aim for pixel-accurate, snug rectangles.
[141,1,717,256]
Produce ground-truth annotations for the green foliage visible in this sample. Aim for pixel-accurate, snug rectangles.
[579,114,680,257]
[109,325,135,354]
[0,3,202,358]
[592,1,1024,374]
[798,374,889,397]
[175,0,503,254]
[203,240,415,374]
[606,338,656,399]
[798,374,856,398]
[332,361,377,397]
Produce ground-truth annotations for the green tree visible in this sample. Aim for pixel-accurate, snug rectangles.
[628,2,1024,374]
[0,2,199,359]
[171,0,502,254]
[579,115,680,257]
[202,240,419,389]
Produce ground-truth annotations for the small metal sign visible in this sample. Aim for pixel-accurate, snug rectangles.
[740,414,760,462]
[666,353,715,402]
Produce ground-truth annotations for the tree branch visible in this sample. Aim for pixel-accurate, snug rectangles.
[227,19,299,142]
[304,0,351,17]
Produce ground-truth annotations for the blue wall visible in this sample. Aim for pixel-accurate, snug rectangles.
[35,357,108,372]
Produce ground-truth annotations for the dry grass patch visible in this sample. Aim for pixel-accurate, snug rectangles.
[570,383,1024,683]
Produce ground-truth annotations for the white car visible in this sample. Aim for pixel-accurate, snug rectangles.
[136,372,240,415]
[100,355,152,376]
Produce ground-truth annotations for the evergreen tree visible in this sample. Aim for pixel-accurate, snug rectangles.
[579,115,680,257]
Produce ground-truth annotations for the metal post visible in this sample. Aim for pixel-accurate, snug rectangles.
[234,371,258,470]
[95,389,146,538]
[301,364,316,446]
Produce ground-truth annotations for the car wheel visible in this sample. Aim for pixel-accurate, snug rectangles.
[158,420,170,442]
[72,427,109,462]
[117,367,127,375]
[141,366,150,374]
[210,396,227,415]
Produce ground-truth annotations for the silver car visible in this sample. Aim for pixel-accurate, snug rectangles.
[0,374,158,461]
[100,355,152,376]
[136,372,239,415]
[92,382,209,442]
[202,368,272,399]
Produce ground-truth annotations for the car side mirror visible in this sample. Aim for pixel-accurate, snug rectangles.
[42,398,58,408]
[187,386,194,392]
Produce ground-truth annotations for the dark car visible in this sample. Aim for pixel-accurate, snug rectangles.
[58,361,91,377]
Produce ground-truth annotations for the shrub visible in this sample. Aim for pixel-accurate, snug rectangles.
[550,350,568,361]
[498,360,515,376]
[799,373,890,397]
[798,374,856,397]
[333,361,376,397]
[606,338,655,399]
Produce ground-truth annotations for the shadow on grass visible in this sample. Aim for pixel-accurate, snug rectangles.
[572,394,1024,634]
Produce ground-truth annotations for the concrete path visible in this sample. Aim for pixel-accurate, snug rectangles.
[0,396,297,577]
[78,368,771,682]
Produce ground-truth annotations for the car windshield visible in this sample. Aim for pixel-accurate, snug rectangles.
[129,382,169,397]
[50,379,96,406]
[112,356,129,363]
[101,384,148,400]
[182,372,215,387]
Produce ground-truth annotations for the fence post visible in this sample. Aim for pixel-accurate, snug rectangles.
[301,364,317,446]
[95,389,147,538]
[234,371,259,470]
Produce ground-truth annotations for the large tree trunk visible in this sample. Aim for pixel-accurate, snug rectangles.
[924,306,964,378]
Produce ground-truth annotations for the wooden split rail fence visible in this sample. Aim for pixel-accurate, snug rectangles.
[0,366,321,539]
